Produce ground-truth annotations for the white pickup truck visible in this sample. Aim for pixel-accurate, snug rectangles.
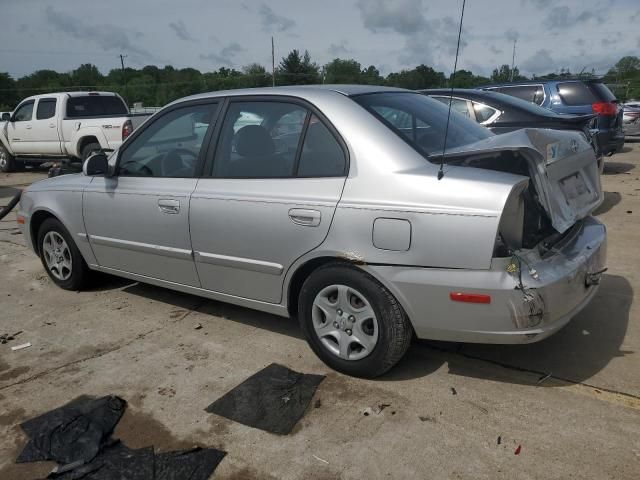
[0,91,146,172]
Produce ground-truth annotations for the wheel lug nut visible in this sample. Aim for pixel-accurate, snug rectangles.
[346,329,352,335]
[333,321,339,328]
[337,309,343,315]
[349,315,355,322]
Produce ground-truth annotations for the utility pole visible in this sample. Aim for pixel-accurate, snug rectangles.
[271,37,275,87]
[509,39,516,82]
[119,54,128,105]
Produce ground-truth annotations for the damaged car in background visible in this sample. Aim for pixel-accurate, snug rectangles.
[16,86,606,378]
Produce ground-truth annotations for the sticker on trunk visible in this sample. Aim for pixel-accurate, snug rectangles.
[546,142,560,161]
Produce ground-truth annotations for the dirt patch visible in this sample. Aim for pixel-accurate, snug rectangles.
[0,407,26,426]
[0,366,30,382]
[207,415,231,436]
[222,466,280,480]
[0,460,55,480]
[112,407,195,452]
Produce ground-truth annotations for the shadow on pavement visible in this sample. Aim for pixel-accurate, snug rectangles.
[603,161,635,175]
[100,272,631,387]
[435,274,633,387]
[593,191,622,215]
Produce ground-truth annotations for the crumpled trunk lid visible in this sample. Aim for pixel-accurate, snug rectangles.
[443,128,603,233]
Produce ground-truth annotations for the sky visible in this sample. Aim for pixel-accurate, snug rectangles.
[1,0,639,79]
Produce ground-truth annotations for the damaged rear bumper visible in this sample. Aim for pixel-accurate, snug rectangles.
[366,216,606,344]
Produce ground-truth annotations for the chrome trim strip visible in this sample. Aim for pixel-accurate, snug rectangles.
[195,251,283,275]
[77,232,88,242]
[89,235,193,259]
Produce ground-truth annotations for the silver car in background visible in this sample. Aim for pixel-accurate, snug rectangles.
[17,85,606,377]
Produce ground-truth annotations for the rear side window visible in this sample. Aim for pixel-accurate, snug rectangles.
[66,95,128,118]
[432,97,472,118]
[500,85,545,105]
[297,115,346,177]
[473,103,499,123]
[36,98,57,120]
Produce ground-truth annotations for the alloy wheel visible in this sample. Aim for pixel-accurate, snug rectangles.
[42,231,73,281]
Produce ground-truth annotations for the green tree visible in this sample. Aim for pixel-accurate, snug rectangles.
[277,49,320,85]
[0,73,18,110]
[71,64,104,87]
[361,65,384,85]
[490,64,527,83]
[386,65,446,89]
[324,58,362,84]
[449,69,490,88]
[240,63,272,88]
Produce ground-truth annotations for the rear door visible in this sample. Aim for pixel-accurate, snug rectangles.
[6,100,35,154]
[84,100,219,286]
[30,97,62,154]
[190,97,348,303]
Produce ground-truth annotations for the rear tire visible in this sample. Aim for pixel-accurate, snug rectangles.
[37,217,91,290]
[0,144,15,172]
[298,263,413,378]
[81,142,101,162]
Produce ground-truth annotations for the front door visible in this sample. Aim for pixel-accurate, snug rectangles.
[7,100,35,154]
[190,98,348,303]
[83,101,219,286]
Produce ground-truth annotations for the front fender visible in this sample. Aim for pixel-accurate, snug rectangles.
[0,124,15,156]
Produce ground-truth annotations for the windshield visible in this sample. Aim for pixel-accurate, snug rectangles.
[353,92,491,158]
[477,90,559,117]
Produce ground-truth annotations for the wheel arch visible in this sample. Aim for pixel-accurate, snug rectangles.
[76,136,100,159]
[29,209,61,255]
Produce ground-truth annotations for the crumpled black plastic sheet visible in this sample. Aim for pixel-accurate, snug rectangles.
[205,363,325,435]
[17,395,126,465]
[16,395,226,479]
[47,444,226,480]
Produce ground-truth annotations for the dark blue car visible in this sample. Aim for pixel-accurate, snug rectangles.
[478,79,624,157]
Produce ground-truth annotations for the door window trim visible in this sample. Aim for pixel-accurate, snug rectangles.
[12,100,35,122]
[487,84,547,106]
[202,95,350,179]
[114,98,221,178]
[35,98,57,120]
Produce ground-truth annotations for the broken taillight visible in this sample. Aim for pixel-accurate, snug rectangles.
[122,119,133,141]
[449,292,491,304]
[592,101,617,116]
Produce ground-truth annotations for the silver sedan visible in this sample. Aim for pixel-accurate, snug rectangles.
[18,86,606,377]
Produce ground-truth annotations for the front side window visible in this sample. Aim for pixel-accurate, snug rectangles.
[13,101,34,122]
[36,98,57,120]
[118,103,216,178]
[354,93,491,157]
[213,101,307,178]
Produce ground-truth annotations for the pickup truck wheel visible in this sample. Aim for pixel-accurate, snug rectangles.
[0,145,15,172]
[298,263,413,378]
[37,217,90,290]
[81,142,102,162]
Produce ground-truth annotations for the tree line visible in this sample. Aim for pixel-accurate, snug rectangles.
[1,50,638,111]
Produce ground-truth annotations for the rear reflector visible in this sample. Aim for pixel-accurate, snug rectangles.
[449,292,491,304]
[592,101,617,116]
[122,119,133,140]
[16,215,25,224]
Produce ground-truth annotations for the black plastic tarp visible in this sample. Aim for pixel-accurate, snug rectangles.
[205,363,325,435]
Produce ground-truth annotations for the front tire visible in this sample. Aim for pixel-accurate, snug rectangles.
[0,144,15,172]
[298,263,413,378]
[37,218,90,290]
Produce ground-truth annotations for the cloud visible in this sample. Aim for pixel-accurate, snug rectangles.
[521,49,557,74]
[199,42,245,67]
[505,29,519,43]
[357,0,428,35]
[45,6,153,62]
[521,0,553,7]
[259,4,295,32]
[544,6,607,30]
[328,42,349,56]
[18,24,28,33]
[168,20,195,42]
[489,45,503,55]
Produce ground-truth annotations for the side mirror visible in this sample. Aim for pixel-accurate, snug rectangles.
[83,152,109,176]
[1,113,10,122]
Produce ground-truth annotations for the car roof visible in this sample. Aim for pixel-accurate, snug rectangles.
[22,91,121,102]
[181,84,410,102]
[480,78,605,89]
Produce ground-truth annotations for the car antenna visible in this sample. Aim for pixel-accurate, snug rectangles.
[438,0,467,181]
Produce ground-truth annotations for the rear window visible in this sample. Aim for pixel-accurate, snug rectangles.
[556,81,616,106]
[353,92,491,158]
[66,95,128,118]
